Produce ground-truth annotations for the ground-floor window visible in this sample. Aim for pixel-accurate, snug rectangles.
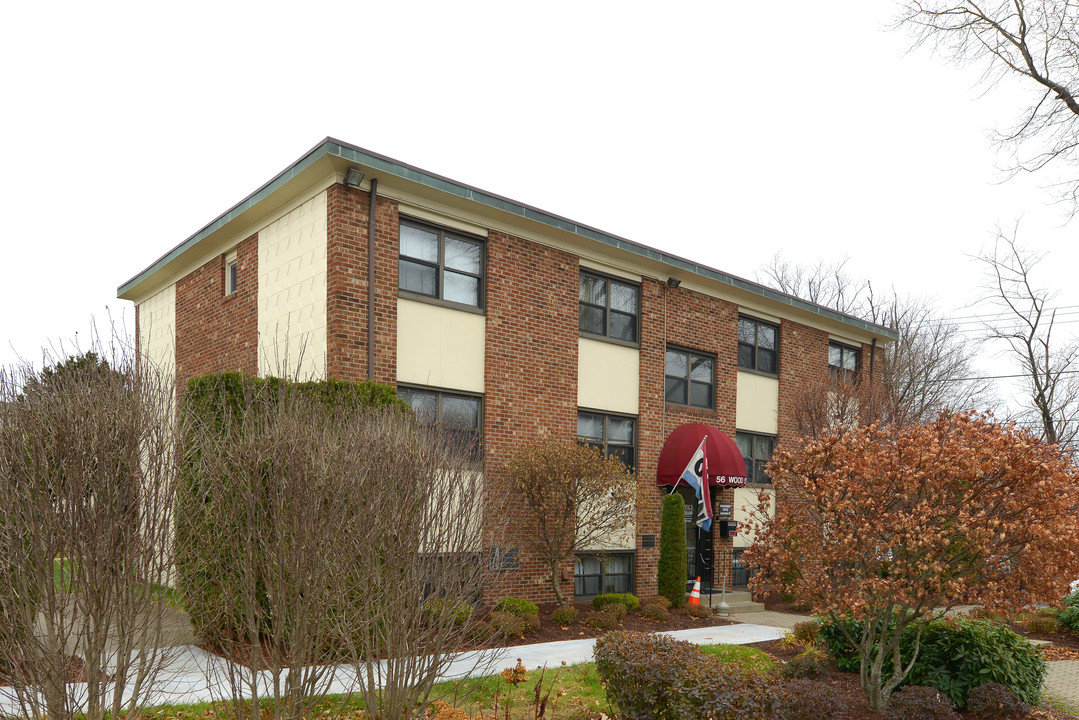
[574,552,634,599]
[732,547,756,589]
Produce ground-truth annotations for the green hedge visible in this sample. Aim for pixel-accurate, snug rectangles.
[593,592,640,612]
[175,372,409,646]
[494,597,539,616]
[658,494,687,608]
[1058,591,1079,634]
[819,616,1045,708]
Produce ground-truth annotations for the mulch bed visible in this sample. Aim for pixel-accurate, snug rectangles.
[0,655,93,688]
[1013,622,1079,652]
[518,601,733,646]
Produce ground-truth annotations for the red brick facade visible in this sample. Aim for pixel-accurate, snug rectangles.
[159,180,887,605]
[174,233,258,388]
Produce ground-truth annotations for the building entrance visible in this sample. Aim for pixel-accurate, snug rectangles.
[676,486,714,592]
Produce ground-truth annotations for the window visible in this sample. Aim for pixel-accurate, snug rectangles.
[398,219,484,308]
[736,432,774,485]
[575,552,634,598]
[665,347,714,409]
[579,271,639,343]
[577,410,636,471]
[397,386,483,457]
[829,342,861,379]
[737,317,778,374]
[225,251,238,296]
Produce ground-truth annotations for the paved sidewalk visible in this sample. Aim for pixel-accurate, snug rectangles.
[1044,660,1079,715]
[0,622,787,714]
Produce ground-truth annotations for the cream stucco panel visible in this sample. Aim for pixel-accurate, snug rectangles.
[577,338,639,415]
[397,298,485,393]
[733,487,774,548]
[257,191,328,379]
[736,371,779,435]
[137,284,176,386]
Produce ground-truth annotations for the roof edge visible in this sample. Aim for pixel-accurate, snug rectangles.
[118,137,899,340]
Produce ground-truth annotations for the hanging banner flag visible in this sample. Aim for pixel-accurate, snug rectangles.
[678,436,713,532]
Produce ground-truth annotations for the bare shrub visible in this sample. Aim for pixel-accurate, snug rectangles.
[0,346,179,720]
[179,382,502,720]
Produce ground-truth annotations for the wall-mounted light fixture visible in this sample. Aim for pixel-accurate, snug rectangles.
[666,277,682,288]
[344,168,365,187]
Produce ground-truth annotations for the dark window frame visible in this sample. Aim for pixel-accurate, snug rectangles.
[664,345,715,410]
[396,384,485,459]
[574,551,635,599]
[737,316,780,375]
[736,431,775,486]
[579,270,641,347]
[398,217,486,312]
[829,341,862,380]
[577,408,637,473]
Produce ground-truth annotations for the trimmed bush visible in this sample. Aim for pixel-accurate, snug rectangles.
[884,685,960,720]
[792,620,820,646]
[494,596,539,616]
[1023,612,1058,635]
[1058,591,1079,634]
[551,605,578,626]
[966,682,1031,720]
[586,610,621,631]
[593,592,640,612]
[774,678,846,720]
[683,603,712,620]
[489,610,539,638]
[425,598,472,627]
[658,494,687,608]
[820,616,1046,708]
[467,621,494,642]
[604,603,627,621]
[639,602,670,621]
[645,595,672,609]
[594,631,777,720]
[780,647,829,680]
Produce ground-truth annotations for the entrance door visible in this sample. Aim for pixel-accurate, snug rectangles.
[676,486,714,591]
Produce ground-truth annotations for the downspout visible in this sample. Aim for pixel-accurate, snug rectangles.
[869,337,877,380]
[367,178,378,381]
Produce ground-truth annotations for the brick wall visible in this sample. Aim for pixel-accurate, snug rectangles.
[325,184,398,384]
[639,280,741,596]
[174,234,258,388]
[482,230,579,602]
[777,319,830,445]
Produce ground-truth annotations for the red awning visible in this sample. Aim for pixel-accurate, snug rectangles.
[656,423,748,487]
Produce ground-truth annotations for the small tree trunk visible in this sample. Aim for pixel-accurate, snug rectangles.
[551,562,566,606]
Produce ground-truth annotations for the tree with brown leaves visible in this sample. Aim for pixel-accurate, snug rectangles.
[745,412,1079,713]
[506,440,637,606]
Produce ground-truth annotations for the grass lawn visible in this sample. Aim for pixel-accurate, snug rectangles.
[137,643,773,720]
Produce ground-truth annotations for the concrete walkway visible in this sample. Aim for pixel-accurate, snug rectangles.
[1044,660,1079,715]
[0,622,786,715]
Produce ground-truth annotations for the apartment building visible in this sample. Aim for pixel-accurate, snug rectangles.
[119,138,895,604]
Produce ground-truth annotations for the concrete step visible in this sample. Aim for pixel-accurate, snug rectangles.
[695,590,766,614]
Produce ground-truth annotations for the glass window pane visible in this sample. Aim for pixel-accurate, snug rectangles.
[610,282,638,313]
[610,311,637,342]
[844,349,859,370]
[609,445,634,469]
[584,576,600,596]
[690,356,712,382]
[665,377,687,405]
[445,236,481,274]
[829,344,843,367]
[579,304,605,335]
[399,388,437,424]
[690,381,712,408]
[665,350,687,378]
[607,417,634,444]
[444,271,480,306]
[400,224,439,262]
[399,259,437,296]
[577,412,604,441]
[578,556,601,574]
[759,325,776,350]
[758,436,774,461]
[441,395,479,431]
[607,555,631,573]
[758,348,777,374]
[579,274,606,305]
[738,344,755,369]
[738,319,756,345]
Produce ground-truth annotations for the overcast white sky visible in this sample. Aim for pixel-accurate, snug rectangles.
[2,1,1075,411]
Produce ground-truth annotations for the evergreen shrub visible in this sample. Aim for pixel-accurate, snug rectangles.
[592,592,639,612]
[494,597,539,616]
[658,494,687,608]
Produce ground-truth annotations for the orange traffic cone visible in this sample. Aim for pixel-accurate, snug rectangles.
[688,577,701,606]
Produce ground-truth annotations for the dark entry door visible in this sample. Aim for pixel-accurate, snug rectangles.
[676,486,714,591]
